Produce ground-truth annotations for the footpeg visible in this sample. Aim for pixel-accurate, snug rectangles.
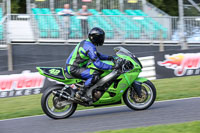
[75,93,81,99]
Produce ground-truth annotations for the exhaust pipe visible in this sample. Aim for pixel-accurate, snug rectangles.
[52,90,90,106]
[52,91,70,100]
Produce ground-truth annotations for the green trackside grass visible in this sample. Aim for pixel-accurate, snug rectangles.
[0,75,200,120]
[94,121,200,133]
[153,75,200,101]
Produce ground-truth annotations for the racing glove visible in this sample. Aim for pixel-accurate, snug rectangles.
[107,56,114,61]
[112,62,121,69]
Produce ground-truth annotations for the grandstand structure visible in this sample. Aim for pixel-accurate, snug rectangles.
[0,0,200,45]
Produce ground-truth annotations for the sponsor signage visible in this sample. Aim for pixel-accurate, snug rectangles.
[35,0,46,2]
[128,0,138,3]
[155,48,200,79]
[82,0,92,2]
[0,70,46,98]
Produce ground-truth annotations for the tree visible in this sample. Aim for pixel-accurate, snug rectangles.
[11,0,26,13]
[184,0,200,16]
[147,0,179,16]
[148,0,200,16]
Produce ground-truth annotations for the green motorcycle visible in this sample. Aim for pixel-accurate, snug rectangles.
[37,47,156,119]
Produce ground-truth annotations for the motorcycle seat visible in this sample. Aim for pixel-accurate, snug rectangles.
[65,70,75,79]
[64,70,86,82]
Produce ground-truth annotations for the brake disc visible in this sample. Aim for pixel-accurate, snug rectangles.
[131,86,148,103]
[53,96,66,110]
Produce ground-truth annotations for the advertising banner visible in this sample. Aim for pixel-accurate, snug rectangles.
[0,70,56,98]
[155,48,200,79]
[128,0,138,3]
[35,0,46,1]
[82,0,92,2]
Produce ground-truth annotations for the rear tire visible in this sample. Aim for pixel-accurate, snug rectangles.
[41,85,77,119]
[123,80,156,110]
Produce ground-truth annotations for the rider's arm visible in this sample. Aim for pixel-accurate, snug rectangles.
[97,52,114,60]
[97,52,109,60]
[88,47,113,70]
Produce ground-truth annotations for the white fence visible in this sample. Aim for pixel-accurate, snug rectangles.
[139,56,156,80]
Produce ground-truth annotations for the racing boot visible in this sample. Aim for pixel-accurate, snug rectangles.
[75,87,91,102]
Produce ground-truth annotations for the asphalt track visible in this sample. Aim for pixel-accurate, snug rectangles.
[0,97,200,133]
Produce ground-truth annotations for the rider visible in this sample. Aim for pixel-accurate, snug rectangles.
[66,27,115,102]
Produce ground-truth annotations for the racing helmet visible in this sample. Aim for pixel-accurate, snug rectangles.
[88,27,105,46]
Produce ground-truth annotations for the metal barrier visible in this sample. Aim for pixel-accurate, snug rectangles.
[77,0,97,10]
[0,0,8,15]
[30,0,50,9]
[184,17,200,42]
[0,15,7,46]
[7,14,172,42]
[0,0,9,46]
[54,0,74,9]
[171,16,200,42]
[30,14,66,41]
[4,13,200,43]
[29,14,171,41]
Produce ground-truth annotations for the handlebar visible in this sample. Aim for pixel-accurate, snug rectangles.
[113,57,133,73]
[113,58,125,72]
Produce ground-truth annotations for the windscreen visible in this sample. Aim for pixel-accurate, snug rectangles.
[114,47,143,68]
[114,47,135,58]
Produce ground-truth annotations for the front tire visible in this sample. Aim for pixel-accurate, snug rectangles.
[41,85,77,119]
[123,80,156,110]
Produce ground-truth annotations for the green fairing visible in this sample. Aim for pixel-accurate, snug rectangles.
[117,54,142,71]
[36,67,82,84]
[87,60,114,77]
[92,67,140,105]
[135,77,149,83]
[36,47,150,106]
[83,55,143,105]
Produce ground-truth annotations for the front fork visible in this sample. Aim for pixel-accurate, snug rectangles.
[127,77,148,98]
[132,81,142,98]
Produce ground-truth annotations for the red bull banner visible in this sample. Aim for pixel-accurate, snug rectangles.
[155,48,200,79]
[0,70,56,98]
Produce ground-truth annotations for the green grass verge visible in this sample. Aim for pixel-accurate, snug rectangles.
[0,75,200,120]
[95,121,200,133]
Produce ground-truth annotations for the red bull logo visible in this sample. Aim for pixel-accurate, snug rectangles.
[158,53,200,76]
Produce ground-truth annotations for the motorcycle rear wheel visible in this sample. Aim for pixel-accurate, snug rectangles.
[123,80,156,110]
[41,85,77,119]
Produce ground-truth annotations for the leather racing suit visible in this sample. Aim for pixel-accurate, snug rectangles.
[66,39,113,88]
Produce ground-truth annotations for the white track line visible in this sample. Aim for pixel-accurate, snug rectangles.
[0,96,200,122]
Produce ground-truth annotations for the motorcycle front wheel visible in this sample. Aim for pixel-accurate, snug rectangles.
[41,85,77,119]
[123,80,156,110]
